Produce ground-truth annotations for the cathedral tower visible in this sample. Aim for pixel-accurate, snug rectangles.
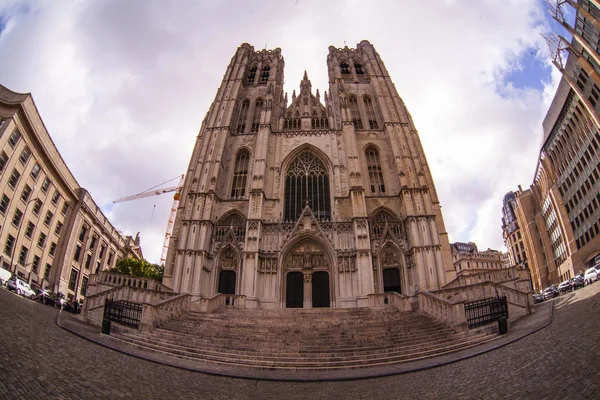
[163,41,455,308]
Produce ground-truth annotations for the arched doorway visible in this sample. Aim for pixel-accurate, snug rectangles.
[312,271,330,307]
[218,270,236,294]
[283,239,331,308]
[383,268,401,293]
[286,272,304,308]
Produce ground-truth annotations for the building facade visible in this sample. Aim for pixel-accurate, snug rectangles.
[163,41,456,309]
[501,0,600,291]
[450,242,505,276]
[0,85,142,302]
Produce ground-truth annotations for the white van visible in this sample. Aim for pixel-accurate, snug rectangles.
[0,267,11,286]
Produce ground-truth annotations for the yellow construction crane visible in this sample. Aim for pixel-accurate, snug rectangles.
[113,174,185,266]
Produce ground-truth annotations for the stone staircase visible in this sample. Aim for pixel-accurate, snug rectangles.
[109,307,497,371]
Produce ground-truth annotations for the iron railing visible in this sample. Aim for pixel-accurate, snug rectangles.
[464,296,508,329]
[103,299,143,329]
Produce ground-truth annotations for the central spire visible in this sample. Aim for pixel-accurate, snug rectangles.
[300,70,312,94]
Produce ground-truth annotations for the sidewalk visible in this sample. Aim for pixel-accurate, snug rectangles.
[57,300,554,382]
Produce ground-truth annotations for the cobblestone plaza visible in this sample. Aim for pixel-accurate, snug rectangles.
[1,285,599,399]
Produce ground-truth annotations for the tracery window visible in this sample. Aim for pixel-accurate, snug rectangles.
[366,145,385,194]
[370,210,401,239]
[236,99,250,134]
[250,99,263,133]
[247,65,257,85]
[364,96,379,129]
[311,111,329,130]
[340,62,350,75]
[349,96,363,129]
[231,150,250,199]
[259,65,270,84]
[354,63,364,75]
[284,152,331,221]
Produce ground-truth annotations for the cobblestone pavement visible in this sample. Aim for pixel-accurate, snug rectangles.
[1,285,599,400]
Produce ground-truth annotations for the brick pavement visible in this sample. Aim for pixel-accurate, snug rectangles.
[1,285,599,399]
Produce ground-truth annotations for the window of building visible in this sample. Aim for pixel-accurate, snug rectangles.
[349,96,363,129]
[259,65,270,84]
[19,146,31,165]
[89,235,97,250]
[8,129,21,148]
[4,234,15,256]
[95,260,102,274]
[20,184,32,203]
[74,245,82,262]
[12,208,23,228]
[18,245,28,266]
[55,222,63,236]
[235,99,250,134]
[51,190,60,206]
[363,96,379,129]
[366,145,385,194]
[32,199,42,216]
[231,149,250,199]
[41,178,51,193]
[44,264,51,280]
[99,245,106,259]
[79,226,88,242]
[250,99,263,133]
[354,63,364,75]
[340,62,350,75]
[8,169,21,189]
[0,194,9,215]
[247,65,257,85]
[37,232,47,248]
[30,163,41,180]
[0,151,8,173]
[32,255,40,275]
[68,268,78,291]
[284,151,331,221]
[43,211,53,226]
[49,242,56,257]
[61,203,68,216]
[25,222,35,238]
[108,251,115,267]
[81,277,88,296]
[85,253,92,269]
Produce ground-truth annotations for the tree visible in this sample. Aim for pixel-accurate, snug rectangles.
[110,257,164,281]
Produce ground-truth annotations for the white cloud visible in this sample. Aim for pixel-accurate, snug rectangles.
[0,0,559,261]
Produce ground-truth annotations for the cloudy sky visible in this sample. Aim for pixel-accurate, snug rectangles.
[0,0,569,262]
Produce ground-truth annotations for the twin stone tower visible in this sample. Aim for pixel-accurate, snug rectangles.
[162,41,456,309]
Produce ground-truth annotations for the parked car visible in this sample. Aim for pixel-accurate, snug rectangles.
[583,266,600,285]
[34,288,56,306]
[571,275,585,290]
[0,267,11,286]
[558,280,573,294]
[532,293,545,304]
[7,277,36,299]
[542,286,559,300]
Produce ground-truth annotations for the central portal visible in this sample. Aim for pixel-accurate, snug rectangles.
[284,239,331,308]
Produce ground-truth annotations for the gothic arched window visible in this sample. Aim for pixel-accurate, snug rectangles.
[231,150,250,199]
[349,96,363,129]
[284,152,331,221]
[236,99,250,134]
[340,62,350,75]
[250,98,263,133]
[259,65,270,84]
[247,65,257,85]
[366,145,385,194]
[364,96,379,129]
[354,63,364,75]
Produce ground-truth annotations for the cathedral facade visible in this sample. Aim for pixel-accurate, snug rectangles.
[162,41,455,308]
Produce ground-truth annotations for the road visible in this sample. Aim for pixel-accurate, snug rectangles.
[0,285,599,399]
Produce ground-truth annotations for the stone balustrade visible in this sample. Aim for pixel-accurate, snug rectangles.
[140,294,191,332]
[367,292,412,311]
[191,293,247,313]
[417,292,468,331]
[89,271,173,293]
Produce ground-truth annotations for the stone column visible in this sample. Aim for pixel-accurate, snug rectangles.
[303,272,312,308]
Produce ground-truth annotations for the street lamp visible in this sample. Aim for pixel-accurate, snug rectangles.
[10,195,39,276]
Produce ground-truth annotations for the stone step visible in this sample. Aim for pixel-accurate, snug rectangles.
[109,332,497,369]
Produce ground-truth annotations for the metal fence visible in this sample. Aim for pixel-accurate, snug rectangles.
[103,299,143,329]
[464,296,508,329]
